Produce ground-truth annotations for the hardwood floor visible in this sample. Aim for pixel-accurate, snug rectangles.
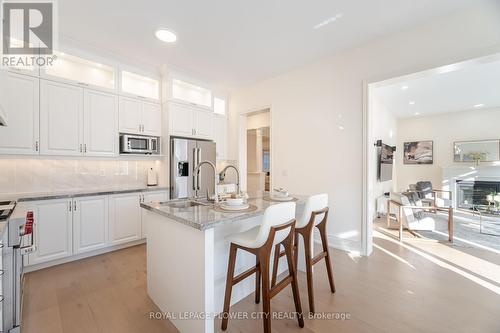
[23,232,500,333]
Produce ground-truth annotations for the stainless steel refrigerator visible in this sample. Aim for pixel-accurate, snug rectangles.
[170,137,217,199]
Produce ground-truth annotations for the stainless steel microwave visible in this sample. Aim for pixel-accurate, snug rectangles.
[120,134,159,154]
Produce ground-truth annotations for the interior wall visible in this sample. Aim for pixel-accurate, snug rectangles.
[396,107,500,192]
[228,3,500,254]
[368,96,397,220]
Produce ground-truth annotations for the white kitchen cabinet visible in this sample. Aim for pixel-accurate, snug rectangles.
[108,193,142,245]
[141,191,169,239]
[214,115,228,160]
[28,199,73,265]
[40,80,84,156]
[142,102,162,136]
[194,108,214,139]
[119,96,161,136]
[73,196,109,254]
[0,72,40,155]
[168,102,214,139]
[168,102,194,137]
[84,90,118,156]
[119,96,143,134]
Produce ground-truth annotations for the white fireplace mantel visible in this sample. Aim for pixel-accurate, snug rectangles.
[442,165,500,208]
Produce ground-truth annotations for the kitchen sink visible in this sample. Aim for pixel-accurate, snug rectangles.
[164,200,208,209]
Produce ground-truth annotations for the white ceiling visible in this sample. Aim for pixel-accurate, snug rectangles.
[58,0,480,87]
[373,57,500,118]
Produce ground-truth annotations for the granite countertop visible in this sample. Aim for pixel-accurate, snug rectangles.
[2,186,169,202]
[140,192,306,231]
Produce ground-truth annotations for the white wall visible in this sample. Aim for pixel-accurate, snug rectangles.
[369,97,397,220]
[396,107,500,192]
[228,3,500,254]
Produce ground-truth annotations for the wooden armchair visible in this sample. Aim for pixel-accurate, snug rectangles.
[387,192,453,242]
[408,181,453,210]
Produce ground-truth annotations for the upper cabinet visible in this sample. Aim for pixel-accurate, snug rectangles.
[168,102,213,140]
[42,52,116,92]
[84,90,119,156]
[39,80,84,156]
[119,97,161,137]
[0,71,40,155]
[120,70,160,101]
[39,79,119,157]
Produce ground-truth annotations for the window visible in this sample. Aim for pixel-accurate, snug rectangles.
[263,151,270,172]
[214,97,226,115]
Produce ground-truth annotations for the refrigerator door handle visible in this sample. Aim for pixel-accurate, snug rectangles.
[193,147,197,192]
[197,147,202,190]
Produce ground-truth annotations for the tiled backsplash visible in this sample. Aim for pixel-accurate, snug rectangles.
[0,159,165,196]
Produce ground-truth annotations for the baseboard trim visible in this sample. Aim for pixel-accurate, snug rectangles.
[24,239,147,273]
[314,233,361,254]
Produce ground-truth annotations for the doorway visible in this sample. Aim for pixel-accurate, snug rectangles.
[364,52,500,255]
[239,108,271,193]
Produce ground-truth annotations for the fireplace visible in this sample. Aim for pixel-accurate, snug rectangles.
[456,180,500,209]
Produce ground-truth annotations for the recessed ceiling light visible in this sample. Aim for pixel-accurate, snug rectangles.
[338,126,345,131]
[401,86,409,90]
[474,104,484,108]
[414,112,420,116]
[155,29,177,43]
[409,101,416,105]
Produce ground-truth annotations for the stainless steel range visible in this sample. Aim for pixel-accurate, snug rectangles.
[1,201,35,332]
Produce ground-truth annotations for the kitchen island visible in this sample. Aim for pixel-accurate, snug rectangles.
[140,192,305,333]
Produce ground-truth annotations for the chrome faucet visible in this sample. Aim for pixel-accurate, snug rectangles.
[219,164,241,195]
[194,160,219,203]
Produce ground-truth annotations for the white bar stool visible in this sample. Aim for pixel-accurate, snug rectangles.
[271,193,336,313]
[221,202,304,333]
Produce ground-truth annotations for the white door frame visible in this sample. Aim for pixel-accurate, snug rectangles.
[361,51,500,256]
[238,105,273,193]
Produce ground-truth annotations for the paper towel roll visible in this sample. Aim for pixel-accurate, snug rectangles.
[147,167,158,186]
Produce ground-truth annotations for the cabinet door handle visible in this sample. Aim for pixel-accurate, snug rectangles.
[73,201,77,211]
[35,141,39,152]
[79,144,83,153]
[69,201,72,212]
[84,144,87,153]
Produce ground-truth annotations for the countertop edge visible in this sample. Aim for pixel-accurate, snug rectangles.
[140,195,306,231]
[15,186,169,202]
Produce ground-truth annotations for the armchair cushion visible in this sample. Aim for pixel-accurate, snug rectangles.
[416,181,433,199]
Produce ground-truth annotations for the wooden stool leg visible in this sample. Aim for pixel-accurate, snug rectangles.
[303,233,315,314]
[221,244,237,331]
[318,222,336,293]
[259,252,272,333]
[255,256,261,304]
[285,239,304,328]
[271,244,281,287]
[293,232,299,272]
